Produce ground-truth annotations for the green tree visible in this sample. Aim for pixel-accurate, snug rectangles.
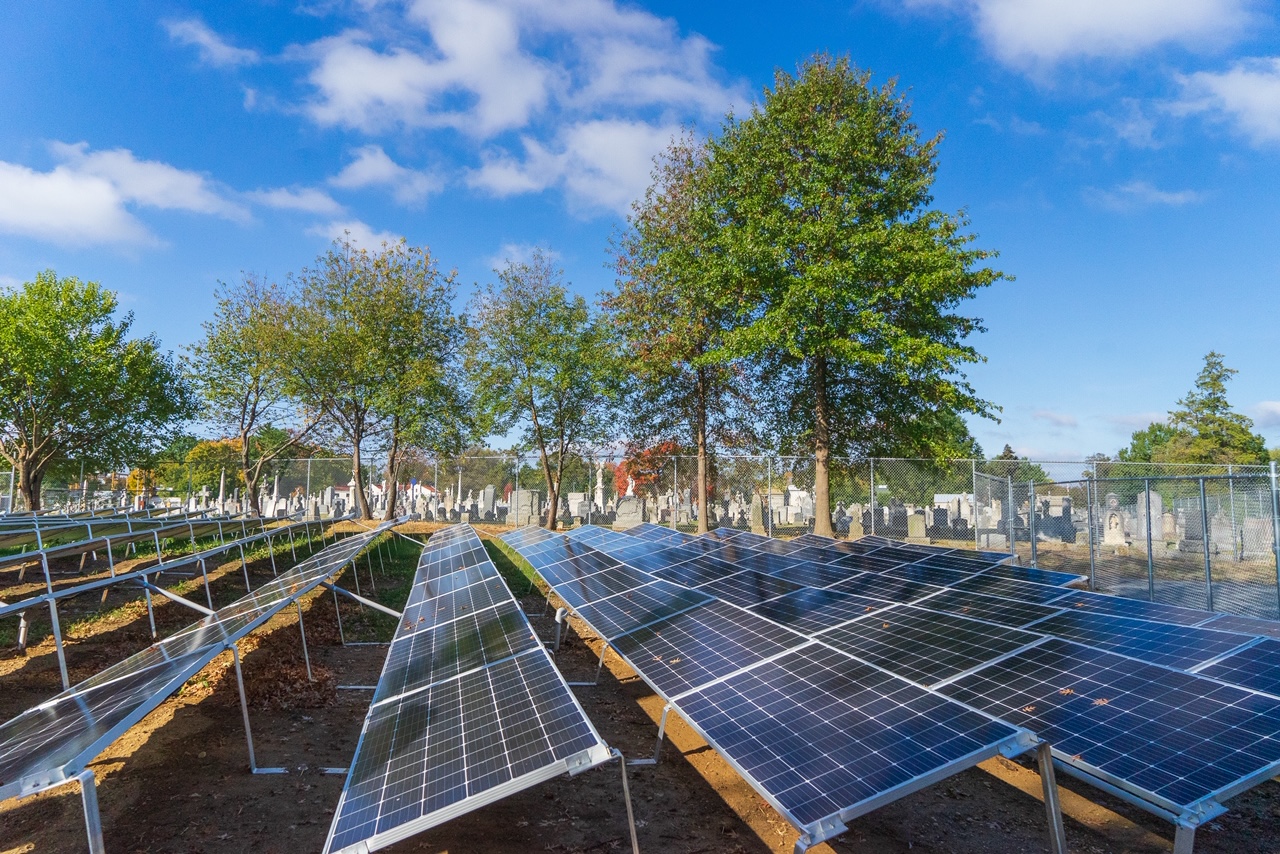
[286,236,469,520]
[186,275,323,516]
[1117,423,1178,464]
[467,251,615,530]
[608,134,756,533]
[1158,352,1268,466]
[705,56,1003,535]
[0,271,195,510]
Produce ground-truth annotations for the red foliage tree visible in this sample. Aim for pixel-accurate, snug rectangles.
[614,441,680,497]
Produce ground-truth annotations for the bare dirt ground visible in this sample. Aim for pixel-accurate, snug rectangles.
[2,522,1278,854]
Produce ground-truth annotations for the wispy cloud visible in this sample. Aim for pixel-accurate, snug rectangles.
[329,145,439,205]
[902,0,1255,69]
[487,242,559,271]
[0,142,246,247]
[165,17,260,68]
[307,219,402,249]
[1175,57,1280,145]
[249,186,345,215]
[1105,412,1167,429]
[1032,409,1079,428]
[1255,401,1280,428]
[1084,180,1205,210]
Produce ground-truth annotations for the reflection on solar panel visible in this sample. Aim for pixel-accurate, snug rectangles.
[1029,611,1253,671]
[913,588,1066,629]
[1195,638,1280,695]
[502,525,1061,854]
[0,523,392,851]
[939,638,1280,814]
[817,605,1044,688]
[673,644,1031,829]
[325,525,615,854]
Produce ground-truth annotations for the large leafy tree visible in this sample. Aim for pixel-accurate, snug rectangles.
[467,251,615,530]
[609,134,756,533]
[0,271,195,510]
[186,275,323,516]
[706,56,1003,535]
[1158,352,1266,466]
[287,236,469,520]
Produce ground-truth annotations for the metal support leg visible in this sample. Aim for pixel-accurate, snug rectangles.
[237,544,250,592]
[142,581,157,639]
[231,643,286,774]
[296,600,314,682]
[48,598,71,689]
[628,704,670,767]
[287,528,297,562]
[350,560,362,597]
[1036,742,1068,854]
[570,642,608,687]
[611,748,642,854]
[365,550,377,593]
[1173,822,1197,854]
[199,558,213,610]
[332,584,346,646]
[266,534,278,576]
[77,769,106,854]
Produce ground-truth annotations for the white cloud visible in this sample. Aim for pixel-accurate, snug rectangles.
[1098,98,1161,148]
[293,0,740,134]
[1032,409,1079,428]
[1084,180,1204,210]
[52,142,248,221]
[308,219,403,249]
[470,119,679,215]
[1176,57,1280,144]
[0,143,246,246]
[249,186,344,215]
[329,145,439,204]
[487,242,558,270]
[165,17,260,67]
[905,0,1254,67]
[1255,401,1280,428]
[1105,412,1167,429]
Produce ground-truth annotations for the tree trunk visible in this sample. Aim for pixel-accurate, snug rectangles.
[18,454,41,512]
[351,433,372,520]
[812,355,834,538]
[695,369,710,534]
[382,418,400,522]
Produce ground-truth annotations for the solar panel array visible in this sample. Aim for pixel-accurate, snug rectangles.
[325,525,612,854]
[502,521,1280,844]
[502,525,1041,849]
[0,524,391,804]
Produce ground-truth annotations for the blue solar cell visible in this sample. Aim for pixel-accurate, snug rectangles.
[1197,639,1280,696]
[1031,610,1253,671]
[1052,591,1214,627]
[573,581,713,640]
[674,644,1024,827]
[697,569,806,608]
[751,587,889,635]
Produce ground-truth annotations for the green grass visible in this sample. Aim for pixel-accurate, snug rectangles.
[485,538,541,595]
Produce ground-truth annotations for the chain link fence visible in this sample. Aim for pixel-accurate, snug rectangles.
[8,455,1279,619]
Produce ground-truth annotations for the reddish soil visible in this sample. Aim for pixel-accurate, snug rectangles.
[1,523,1278,854]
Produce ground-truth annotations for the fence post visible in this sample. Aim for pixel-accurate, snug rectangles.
[971,460,979,549]
[7,466,14,511]
[766,456,773,538]
[1227,464,1238,561]
[1028,480,1037,567]
[671,456,678,531]
[1144,478,1155,602]
[1085,475,1097,591]
[869,458,876,536]
[305,458,312,499]
[1006,476,1016,564]
[1271,461,1280,618]
[1200,477,1214,612]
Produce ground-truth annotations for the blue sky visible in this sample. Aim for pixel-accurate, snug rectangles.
[1,0,1277,460]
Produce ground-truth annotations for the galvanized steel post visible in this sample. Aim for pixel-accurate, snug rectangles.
[1085,475,1097,591]
[1145,478,1155,602]
[1200,477,1213,611]
[1271,461,1280,617]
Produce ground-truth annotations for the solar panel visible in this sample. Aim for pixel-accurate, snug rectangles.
[608,600,808,698]
[980,564,1086,587]
[572,580,713,640]
[1196,639,1280,696]
[1201,613,1280,641]
[326,649,606,853]
[552,565,655,609]
[939,638,1280,812]
[828,573,945,604]
[815,605,1044,688]
[326,525,613,854]
[0,523,390,807]
[672,643,1032,829]
[767,559,858,588]
[1051,591,1214,627]
[1028,611,1253,671]
[952,574,1074,605]
[883,564,975,587]
[751,587,890,635]
[912,588,1067,629]
[648,554,741,587]
[697,569,806,608]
